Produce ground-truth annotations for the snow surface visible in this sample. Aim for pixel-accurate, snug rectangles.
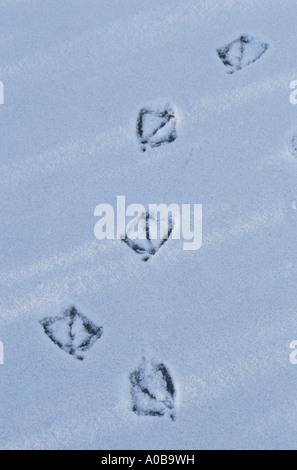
[1,0,297,450]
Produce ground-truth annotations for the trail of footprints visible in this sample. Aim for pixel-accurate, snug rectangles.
[40,35,272,420]
[130,358,176,421]
[41,305,176,419]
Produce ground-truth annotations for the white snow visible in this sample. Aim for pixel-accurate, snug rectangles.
[1,0,297,450]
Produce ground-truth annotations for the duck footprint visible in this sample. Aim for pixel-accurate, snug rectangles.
[217,35,269,74]
[40,306,103,361]
[130,358,176,421]
[122,211,173,262]
[137,105,177,152]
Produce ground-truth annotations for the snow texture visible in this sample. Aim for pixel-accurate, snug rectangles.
[291,132,297,157]
[1,0,297,451]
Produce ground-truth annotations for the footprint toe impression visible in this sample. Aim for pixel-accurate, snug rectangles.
[137,106,177,152]
[217,35,269,74]
[122,211,173,262]
[40,306,103,361]
[130,358,176,420]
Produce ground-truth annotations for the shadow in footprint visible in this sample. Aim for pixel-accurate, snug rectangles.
[137,106,177,152]
[122,211,173,262]
[217,35,269,74]
[40,306,103,361]
[130,358,176,421]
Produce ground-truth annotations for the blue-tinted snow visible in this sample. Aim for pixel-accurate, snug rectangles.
[1,0,297,450]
